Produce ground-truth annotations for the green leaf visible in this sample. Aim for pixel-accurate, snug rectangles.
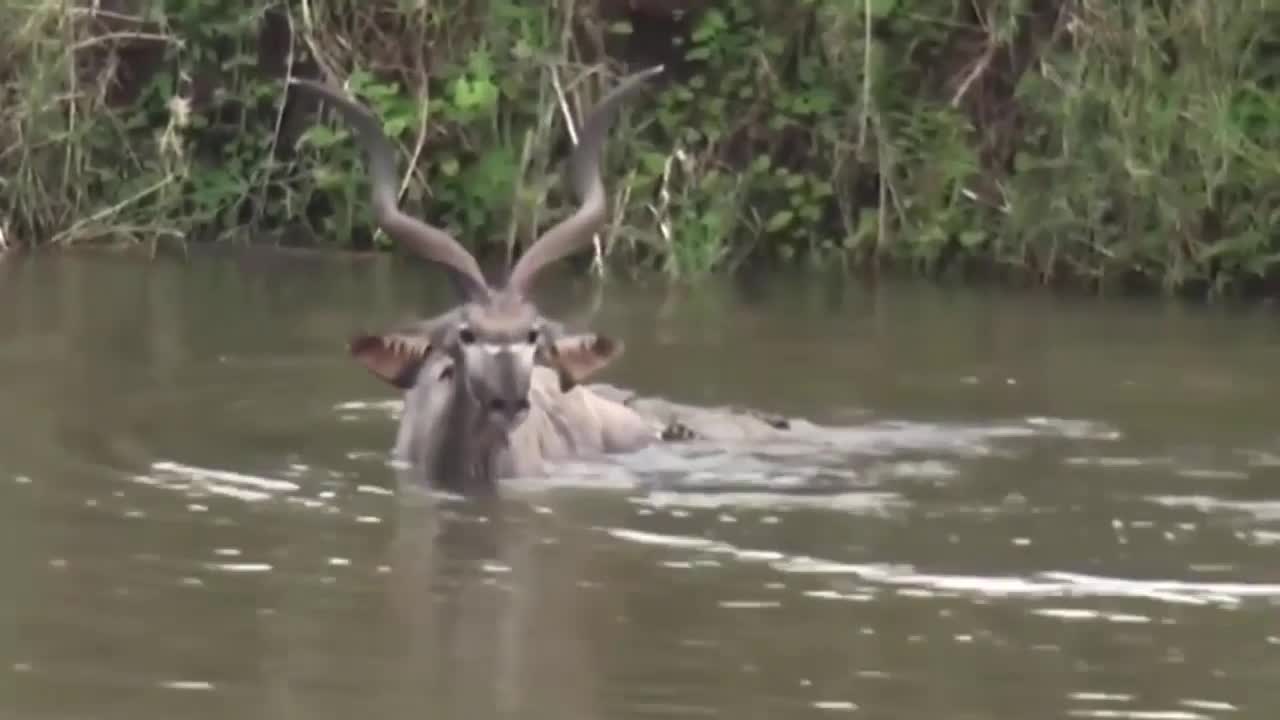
[301,125,346,149]
[685,46,713,62]
[691,9,727,43]
[314,165,346,191]
[383,117,413,137]
[639,150,668,174]
[766,210,794,232]
[811,179,834,197]
[958,230,987,248]
[868,0,900,19]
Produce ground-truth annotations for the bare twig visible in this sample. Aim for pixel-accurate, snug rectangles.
[547,63,611,276]
[253,8,298,235]
[399,86,431,202]
[50,175,178,245]
[857,0,873,153]
[63,8,78,210]
[390,59,435,251]
[517,73,571,268]
[295,0,335,83]
[950,44,996,107]
[70,32,182,52]
[603,179,631,265]
[876,132,888,258]
[65,224,185,244]
[550,67,581,147]
[647,147,680,275]
[68,8,148,23]
[506,127,536,268]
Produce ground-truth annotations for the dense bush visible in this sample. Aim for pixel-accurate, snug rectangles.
[2,0,1279,298]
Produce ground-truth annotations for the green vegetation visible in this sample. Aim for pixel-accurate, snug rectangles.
[2,0,1279,298]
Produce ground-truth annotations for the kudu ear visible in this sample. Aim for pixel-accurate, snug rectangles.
[349,333,440,390]
[539,334,625,392]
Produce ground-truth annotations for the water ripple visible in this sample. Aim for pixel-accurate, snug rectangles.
[600,527,1280,609]
[1147,495,1280,521]
[1066,711,1211,720]
[137,460,300,502]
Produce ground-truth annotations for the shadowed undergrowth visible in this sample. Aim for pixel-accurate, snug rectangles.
[2,0,1279,299]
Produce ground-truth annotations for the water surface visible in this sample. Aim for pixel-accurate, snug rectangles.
[3,251,1279,719]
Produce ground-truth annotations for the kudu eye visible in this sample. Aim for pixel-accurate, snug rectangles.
[458,327,476,345]
[525,329,540,344]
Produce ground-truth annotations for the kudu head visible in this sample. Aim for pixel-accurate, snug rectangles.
[291,66,662,435]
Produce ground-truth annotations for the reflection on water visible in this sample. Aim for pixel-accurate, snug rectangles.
[2,251,1280,719]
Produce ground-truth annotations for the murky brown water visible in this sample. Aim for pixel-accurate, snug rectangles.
[3,251,1280,719]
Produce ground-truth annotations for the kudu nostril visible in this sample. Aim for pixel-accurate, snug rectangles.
[488,397,528,417]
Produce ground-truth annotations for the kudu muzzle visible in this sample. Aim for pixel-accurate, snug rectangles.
[467,345,534,430]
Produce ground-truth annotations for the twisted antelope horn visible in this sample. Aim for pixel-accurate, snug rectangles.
[289,77,491,301]
[505,65,664,296]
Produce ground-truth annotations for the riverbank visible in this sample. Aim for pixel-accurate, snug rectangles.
[2,1,1278,299]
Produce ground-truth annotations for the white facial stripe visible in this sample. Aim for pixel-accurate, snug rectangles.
[481,342,539,360]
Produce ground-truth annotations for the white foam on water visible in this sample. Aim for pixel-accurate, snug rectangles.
[1033,608,1152,624]
[205,562,272,574]
[602,527,1280,609]
[1065,456,1169,468]
[159,680,215,691]
[1070,692,1136,703]
[812,701,859,711]
[135,460,302,503]
[151,461,299,493]
[633,490,905,513]
[805,589,875,603]
[1066,711,1210,720]
[718,600,782,609]
[1179,699,1238,712]
[1147,495,1280,521]
[604,528,716,549]
[1175,468,1250,481]
[333,399,402,416]
[1025,416,1123,440]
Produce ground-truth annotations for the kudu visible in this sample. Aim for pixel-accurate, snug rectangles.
[290,66,707,490]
